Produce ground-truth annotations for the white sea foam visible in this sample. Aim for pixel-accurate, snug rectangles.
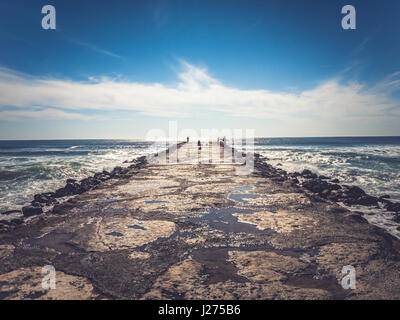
[0,141,162,212]
[253,142,400,239]
[256,144,400,202]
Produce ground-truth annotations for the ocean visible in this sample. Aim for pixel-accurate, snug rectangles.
[253,136,400,239]
[253,137,400,202]
[0,140,157,213]
[0,136,399,214]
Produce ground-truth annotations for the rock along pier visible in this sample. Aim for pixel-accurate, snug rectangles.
[0,141,399,299]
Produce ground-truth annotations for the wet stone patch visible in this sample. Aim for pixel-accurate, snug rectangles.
[184,207,277,235]
[228,193,276,204]
[144,200,169,204]
[226,184,277,205]
[192,248,249,285]
[105,232,124,237]
[0,267,99,300]
[128,225,146,230]
[22,232,81,254]
[233,210,317,234]
[85,217,176,252]
[103,206,127,214]
[230,185,254,193]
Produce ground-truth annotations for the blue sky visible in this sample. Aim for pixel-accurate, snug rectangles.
[0,0,399,139]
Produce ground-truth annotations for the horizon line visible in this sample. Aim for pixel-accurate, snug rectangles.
[1,135,400,141]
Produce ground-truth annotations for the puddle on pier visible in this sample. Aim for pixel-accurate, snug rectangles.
[184,207,276,235]
[227,185,254,193]
[191,245,321,287]
[144,200,169,204]
[284,265,349,299]
[128,224,147,230]
[105,225,148,237]
[22,232,82,254]
[226,185,276,205]
[228,193,276,204]
[179,184,282,235]
[192,247,248,284]
[193,244,310,260]
[103,206,127,214]
[105,231,124,237]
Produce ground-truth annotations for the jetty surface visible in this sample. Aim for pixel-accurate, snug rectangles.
[0,142,399,299]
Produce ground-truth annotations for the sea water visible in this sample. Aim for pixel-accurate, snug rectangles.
[0,140,157,212]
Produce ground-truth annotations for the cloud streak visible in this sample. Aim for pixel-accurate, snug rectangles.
[0,108,90,121]
[0,61,399,122]
[66,38,123,60]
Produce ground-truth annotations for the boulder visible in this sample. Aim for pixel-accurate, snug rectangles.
[22,205,43,217]
[55,181,81,197]
[52,202,76,215]
[330,183,341,190]
[0,218,23,226]
[1,209,21,215]
[321,189,331,197]
[33,194,47,203]
[30,201,45,208]
[327,205,348,213]
[80,177,101,191]
[327,190,343,201]
[346,214,368,223]
[302,179,329,194]
[356,195,378,206]
[33,193,57,205]
[94,172,110,181]
[288,172,301,178]
[343,186,366,199]
[385,202,400,213]
[11,218,23,225]
[111,166,123,177]
[301,169,318,179]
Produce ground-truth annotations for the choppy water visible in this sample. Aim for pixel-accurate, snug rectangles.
[254,137,400,202]
[0,140,158,212]
[252,137,400,239]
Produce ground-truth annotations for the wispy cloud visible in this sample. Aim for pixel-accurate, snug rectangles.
[66,37,123,60]
[152,0,169,28]
[353,37,370,55]
[0,60,399,122]
[0,31,36,46]
[0,108,90,121]
[372,71,400,94]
